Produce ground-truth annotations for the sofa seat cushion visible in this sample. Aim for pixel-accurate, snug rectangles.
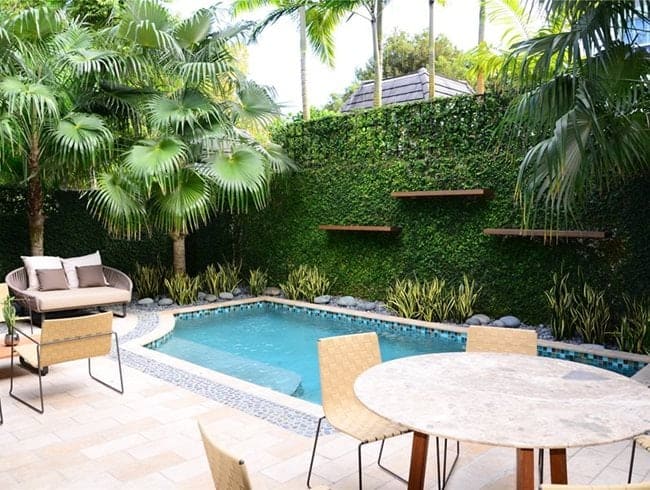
[24,287,131,312]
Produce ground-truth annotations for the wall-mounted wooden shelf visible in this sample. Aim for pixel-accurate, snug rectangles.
[319,225,402,234]
[483,228,610,239]
[391,189,493,199]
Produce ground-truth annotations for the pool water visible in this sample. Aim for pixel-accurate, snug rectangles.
[153,305,463,403]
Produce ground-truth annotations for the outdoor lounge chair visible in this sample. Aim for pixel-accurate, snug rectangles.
[629,435,650,483]
[542,483,650,489]
[198,420,329,489]
[9,311,124,413]
[307,332,411,490]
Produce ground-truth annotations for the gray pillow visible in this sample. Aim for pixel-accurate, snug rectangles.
[36,268,69,291]
[76,265,107,288]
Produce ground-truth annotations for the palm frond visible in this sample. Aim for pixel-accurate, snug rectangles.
[9,6,66,41]
[174,8,213,49]
[0,77,60,125]
[125,137,188,185]
[232,80,282,128]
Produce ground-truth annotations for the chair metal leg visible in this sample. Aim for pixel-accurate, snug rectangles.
[436,437,460,490]
[10,344,45,414]
[0,397,3,424]
[88,332,124,394]
[628,439,637,483]
[377,438,408,484]
[539,448,544,487]
[307,416,325,489]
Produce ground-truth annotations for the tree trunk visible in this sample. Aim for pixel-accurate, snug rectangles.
[299,6,310,121]
[27,133,44,256]
[428,0,436,99]
[170,232,187,274]
[476,0,486,95]
[371,2,383,107]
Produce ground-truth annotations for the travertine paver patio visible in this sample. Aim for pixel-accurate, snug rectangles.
[0,313,648,489]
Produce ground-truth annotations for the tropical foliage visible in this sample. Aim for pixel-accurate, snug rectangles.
[503,0,650,228]
[86,0,293,273]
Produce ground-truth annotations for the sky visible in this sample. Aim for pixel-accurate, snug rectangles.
[171,0,511,114]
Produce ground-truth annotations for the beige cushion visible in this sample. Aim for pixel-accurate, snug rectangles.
[76,265,107,288]
[61,251,103,288]
[24,287,131,312]
[36,269,69,291]
[21,255,62,290]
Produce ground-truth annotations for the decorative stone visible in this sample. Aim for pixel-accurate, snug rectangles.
[158,298,174,306]
[205,294,218,302]
[137,298,154,306]
[197,292,206,300]
[219,292,234,300]
[314,295,331,305]
[336,296,357,307]
[492,320,505,327]
[358,301,376,311]
[466,316,481,326]
[473,314,491,325]
[232,287,242,296]
[263,287,281,296]
[499,316,521,328]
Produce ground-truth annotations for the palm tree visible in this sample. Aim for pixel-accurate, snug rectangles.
[87,1,293,274]
[476,0,486,94]
[428,0,448,99]
[503,0,650,229]
[0,6,115,255]
[233,0,342,120]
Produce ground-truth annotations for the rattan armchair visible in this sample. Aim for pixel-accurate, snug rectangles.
[542,483,650,489]
[307,332,411,490]
[629,435,650,483]
[9,311,124,413]
[199,421,328,489]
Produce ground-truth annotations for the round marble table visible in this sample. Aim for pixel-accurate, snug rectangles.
[354,352,650,490]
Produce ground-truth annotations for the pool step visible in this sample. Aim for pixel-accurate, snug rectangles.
[155,337,303,396]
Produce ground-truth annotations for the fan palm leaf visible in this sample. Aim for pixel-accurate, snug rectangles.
[125,137,188,188]
[174,8,213,49]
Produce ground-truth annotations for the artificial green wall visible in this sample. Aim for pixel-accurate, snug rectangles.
[0,188,171,278]
[228,95,650,322]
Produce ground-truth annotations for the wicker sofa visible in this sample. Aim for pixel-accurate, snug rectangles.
[6,266,132,319]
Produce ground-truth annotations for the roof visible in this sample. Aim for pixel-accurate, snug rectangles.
[341,67,475,112]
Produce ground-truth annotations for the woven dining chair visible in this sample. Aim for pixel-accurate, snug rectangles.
[628,435,650,483]
[307,332,411,490]
[542,483,650,489]
[465,325,540,485]
[199,420,328,490]
[9,312,123,413]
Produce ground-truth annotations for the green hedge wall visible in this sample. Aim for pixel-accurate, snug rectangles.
[0,188,171,278]
[230,95,650,322]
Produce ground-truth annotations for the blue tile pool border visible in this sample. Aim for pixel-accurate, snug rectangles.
[159,301,647,377]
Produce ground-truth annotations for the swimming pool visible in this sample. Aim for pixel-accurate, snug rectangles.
[151,302,464,403]
[148,301,647,404]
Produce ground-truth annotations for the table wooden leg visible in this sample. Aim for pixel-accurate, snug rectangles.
[408,431,429,490]
[549,448,568,484]
[516,448,535,490]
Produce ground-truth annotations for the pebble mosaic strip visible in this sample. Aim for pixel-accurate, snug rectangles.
[121,311,331,437]
[173,301,647,376]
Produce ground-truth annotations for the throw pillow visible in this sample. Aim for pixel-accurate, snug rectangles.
[76,264,107,288]
[36,268,69,291]
[61,251,103,288]
[21,255,63,290]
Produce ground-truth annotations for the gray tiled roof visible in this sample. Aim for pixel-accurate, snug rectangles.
[341,67,475,112]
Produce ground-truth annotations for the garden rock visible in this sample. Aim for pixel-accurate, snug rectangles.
[473,314,491,325]
[314,295,331,305]
[336,296,357,307]
[465,316,481,326]
[498,316,521,328]
[219,292,234,300]
[137,298,154,306]
[358,301,376,311]
[158,298,174,306]
[492,320,505,327]
[233,288,242,296]
[264,287,281,296]
[205,294,218,303]
[198,292,207,300]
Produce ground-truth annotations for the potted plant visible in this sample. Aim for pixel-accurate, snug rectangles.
[3,295,19,346]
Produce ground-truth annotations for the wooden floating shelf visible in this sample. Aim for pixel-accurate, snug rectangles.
[391,189,493,199]
[319,225,402,234]
[483,228,610,239]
